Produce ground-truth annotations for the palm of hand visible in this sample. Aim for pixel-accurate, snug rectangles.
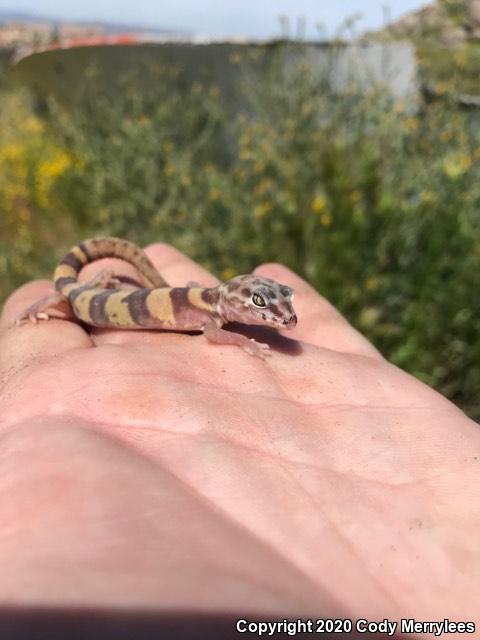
[0,243,478,622]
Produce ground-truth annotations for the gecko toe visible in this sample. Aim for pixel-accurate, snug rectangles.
[244,339,271,359]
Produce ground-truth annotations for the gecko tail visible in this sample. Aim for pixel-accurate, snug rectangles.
[53,237,168,296]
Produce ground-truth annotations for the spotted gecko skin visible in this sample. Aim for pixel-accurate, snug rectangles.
[18,237,297,358]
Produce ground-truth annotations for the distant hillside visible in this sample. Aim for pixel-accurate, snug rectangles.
[0,10,39,23]
[361,1,473,47]
[0,8,190,36]
[362,1,480,100]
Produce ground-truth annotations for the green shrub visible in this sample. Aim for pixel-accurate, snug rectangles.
[0,88,80,294]
[2,45,480,420]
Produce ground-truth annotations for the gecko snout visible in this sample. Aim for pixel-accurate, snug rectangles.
[283,313,297,328]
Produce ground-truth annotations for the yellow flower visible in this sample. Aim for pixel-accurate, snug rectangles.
[403,117,419,133]
[99,208,110,223]
[453,50,466,69]
[442,153,471,180]
[311,195,327,213]
[3,143,24,161]
[320,212,332,227]
[434,81,450,96]
[25,116,43,134]
[420,190,434,203]
[209,85,220,99]
[359,307,381,327]
[14,163,28,180]
[222,267,237,280]
[164,162,176,176]
[38,151,71,179]
[458,154,471,170]
[254,160,265,174]
[208,187,221,202]
[365,276,379,291]
[162,141,174,153]
[254,202,273,218]
[229,52,241,64]
[239,134,251,149]
[191,82,202,95]
[440,129,452,143]
[181,174,192,187]
[254,179,273,197]
[301,103,314,116]
[349,190,362,204]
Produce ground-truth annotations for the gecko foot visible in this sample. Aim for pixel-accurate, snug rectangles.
[203,322,272,359]
[15,293,70,326]
[243,339,271,359]
[16,309,69,326]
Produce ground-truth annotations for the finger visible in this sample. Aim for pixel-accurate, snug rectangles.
[144,243,220,287]
[0,281,93,382]
[254,264,383,359]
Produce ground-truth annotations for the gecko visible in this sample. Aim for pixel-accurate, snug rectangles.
[17,237,297,358]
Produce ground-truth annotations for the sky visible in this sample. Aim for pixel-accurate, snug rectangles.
[0,0,429,39]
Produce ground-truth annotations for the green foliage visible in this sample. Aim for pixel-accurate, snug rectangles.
[438,0,465,25]
[0,89,79,294]
[46,64,227,239]
[2,45,480,420]
[418,43,480,96]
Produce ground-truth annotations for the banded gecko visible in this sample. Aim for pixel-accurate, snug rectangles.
[18,237,297,358]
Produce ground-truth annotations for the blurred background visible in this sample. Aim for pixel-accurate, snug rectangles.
[0,0,479,419]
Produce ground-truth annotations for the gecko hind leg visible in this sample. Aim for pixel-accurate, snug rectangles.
[15,270,123,327]
[87,269,122,289]
[15,292,71,325]
[87,268,147,291]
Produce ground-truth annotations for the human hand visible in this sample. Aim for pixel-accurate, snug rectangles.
[0,243,478,626]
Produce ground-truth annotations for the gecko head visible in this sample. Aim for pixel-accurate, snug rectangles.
[218,275,297,330]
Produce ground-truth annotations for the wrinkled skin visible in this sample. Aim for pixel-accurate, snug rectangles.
[0,243,479,623]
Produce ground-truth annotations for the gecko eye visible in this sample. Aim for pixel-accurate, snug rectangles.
[251,293,267,308]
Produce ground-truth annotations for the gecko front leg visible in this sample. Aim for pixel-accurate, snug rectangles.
[203,321,271,359]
